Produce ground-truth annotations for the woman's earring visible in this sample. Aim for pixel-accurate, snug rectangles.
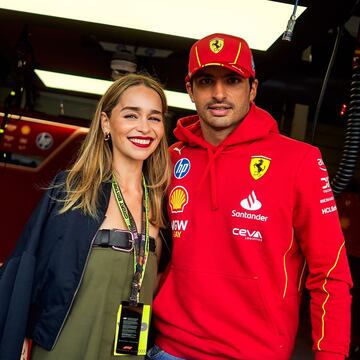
[104,132,110,141]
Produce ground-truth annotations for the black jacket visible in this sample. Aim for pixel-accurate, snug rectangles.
[0,173,111,360]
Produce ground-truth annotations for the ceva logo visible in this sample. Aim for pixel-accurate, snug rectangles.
[232,228,263,241]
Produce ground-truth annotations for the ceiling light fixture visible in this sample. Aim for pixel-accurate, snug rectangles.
[34,69,196,111]
[0,0,306,51]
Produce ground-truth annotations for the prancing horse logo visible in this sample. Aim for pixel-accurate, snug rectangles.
[209,38,224,54]
[250,156,271,180]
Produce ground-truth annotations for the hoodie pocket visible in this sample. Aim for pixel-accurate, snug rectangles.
[154,265,287,358]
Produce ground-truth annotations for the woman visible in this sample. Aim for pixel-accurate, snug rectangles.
[0,73,171,360]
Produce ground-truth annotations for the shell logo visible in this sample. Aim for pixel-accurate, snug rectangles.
[169,186,189,213]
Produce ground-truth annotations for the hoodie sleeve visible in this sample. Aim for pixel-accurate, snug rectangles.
[292,146,352,359]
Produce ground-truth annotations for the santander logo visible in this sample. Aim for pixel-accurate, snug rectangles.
[240,191,262,211]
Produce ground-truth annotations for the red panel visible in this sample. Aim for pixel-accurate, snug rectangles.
[0,113,88,262]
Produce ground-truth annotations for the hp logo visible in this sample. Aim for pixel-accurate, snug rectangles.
[174,158,190,179]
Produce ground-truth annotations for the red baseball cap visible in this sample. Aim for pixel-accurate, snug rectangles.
[185,33,256,82]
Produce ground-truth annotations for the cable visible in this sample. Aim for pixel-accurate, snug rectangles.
[310,26,343,144]
[292,0,299,16]
[282,0,299,42]
[324,0,360,196]
[331,58,360,195]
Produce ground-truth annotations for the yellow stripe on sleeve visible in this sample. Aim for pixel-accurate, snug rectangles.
[316,242,346,350]
[282,231,294,299]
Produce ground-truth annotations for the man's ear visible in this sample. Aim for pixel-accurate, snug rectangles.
[186,82,195,103]
[250,79,258,102]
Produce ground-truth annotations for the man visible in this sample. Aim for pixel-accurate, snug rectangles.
[150,33,352,360]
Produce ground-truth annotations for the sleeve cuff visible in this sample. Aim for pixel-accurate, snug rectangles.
[314,351,345,360]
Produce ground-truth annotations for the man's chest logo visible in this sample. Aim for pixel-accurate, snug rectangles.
[169,186,189,213]
[250,156,271,180]
[174,158,191,179]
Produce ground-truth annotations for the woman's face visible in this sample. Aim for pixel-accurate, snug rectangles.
[102,84,165,163]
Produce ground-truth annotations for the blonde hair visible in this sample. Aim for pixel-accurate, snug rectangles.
[59,73,171,227]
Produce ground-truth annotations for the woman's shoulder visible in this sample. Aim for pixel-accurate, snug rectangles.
[52,170,69,185]
[44,171,68,200]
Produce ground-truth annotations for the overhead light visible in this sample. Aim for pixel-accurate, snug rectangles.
[0,0,306,51]
[34,69,196,111]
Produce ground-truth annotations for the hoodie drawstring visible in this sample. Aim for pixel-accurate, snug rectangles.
[173,105,279,212]
[197,145,224,210]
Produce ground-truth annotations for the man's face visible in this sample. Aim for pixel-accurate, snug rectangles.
[186,66,258,144]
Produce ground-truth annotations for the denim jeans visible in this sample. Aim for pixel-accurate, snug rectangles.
[147,345,185,360]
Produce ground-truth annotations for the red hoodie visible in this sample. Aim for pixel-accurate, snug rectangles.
[153,104,352,360]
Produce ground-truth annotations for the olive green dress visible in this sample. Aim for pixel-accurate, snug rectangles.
[31,231,157,360]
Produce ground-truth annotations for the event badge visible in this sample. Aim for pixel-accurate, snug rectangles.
[113,301,151,356]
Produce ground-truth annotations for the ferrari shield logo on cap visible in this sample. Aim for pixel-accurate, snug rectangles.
[250,156,271,180]
[209,38,224,54]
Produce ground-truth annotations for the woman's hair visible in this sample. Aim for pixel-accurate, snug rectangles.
[59,73,171,227]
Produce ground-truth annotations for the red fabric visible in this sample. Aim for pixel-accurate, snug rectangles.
[153,104,352,360]
[315,351,345,360]
[27,340,33,360]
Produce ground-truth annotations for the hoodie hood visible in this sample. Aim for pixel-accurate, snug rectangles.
[174,103,279,149]
[172,104,279,210]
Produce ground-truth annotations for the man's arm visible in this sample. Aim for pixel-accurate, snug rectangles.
[293,146,352,360]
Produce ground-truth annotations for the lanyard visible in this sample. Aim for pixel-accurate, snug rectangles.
[112,174,149,305]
